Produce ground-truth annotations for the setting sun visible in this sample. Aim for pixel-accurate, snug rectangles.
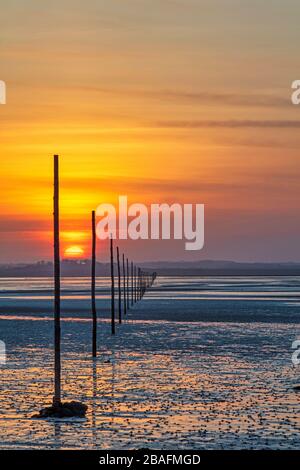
[64,245,85,259]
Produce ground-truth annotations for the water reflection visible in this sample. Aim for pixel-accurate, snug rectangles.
[92,360,97,449]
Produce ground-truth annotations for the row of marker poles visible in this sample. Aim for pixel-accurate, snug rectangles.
[53,154,157,404]
[91,205,157,359]
[108,237,157,338]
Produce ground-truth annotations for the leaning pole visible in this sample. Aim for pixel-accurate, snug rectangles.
[117,246,122,324]
[91,210,97,358]
[110,237,116,335]
[123,253,127,316]
[53,154,61,406]
[34,155,87,418]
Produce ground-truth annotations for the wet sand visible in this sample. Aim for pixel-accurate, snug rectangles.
[0,276,299,449]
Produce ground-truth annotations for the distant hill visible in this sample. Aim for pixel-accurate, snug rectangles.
[0,259,300,277]
[0,260,109,277]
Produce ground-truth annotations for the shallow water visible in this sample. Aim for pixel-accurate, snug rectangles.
[0,276,300,323]
[0,277,299,449]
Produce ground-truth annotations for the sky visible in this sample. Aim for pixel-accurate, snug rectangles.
[0,0,300,262]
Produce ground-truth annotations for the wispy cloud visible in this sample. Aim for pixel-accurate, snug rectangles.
[75,87,290,108]
[141,90,290,108]
[153,120,300,129]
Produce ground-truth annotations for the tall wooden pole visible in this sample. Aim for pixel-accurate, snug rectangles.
[131,261,134,306]
[134,265,137,303]
[122,253,127,316]
[91,210,97,358]
[126,258,130,309]
[117,246,122,324]
[138,268,141,300]
[110,237,115,335]
[53,154,61,406]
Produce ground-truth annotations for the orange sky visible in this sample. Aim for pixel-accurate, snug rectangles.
[1,1,300,262]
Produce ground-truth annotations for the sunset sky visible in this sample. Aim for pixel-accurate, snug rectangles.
[1,0,300,262]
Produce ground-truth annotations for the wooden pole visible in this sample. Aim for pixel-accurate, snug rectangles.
[110,237,115,335]
[53,154,61,406]
[134,265,137,303]
[91,210,97,358]
[117,246,122,324]
[126,257,130,310]
[122,253,127,316]
[131,261,134,306]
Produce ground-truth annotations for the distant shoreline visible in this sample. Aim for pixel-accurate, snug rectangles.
[1,259,300,277]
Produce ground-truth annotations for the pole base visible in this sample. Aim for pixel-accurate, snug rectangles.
[32,401,88,419]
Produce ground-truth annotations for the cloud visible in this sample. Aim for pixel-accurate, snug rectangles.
[153,120,300,129]
[142,90,290,108]
[74,86,290,108]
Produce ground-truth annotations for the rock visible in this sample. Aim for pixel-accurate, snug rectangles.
[32,401,88,419]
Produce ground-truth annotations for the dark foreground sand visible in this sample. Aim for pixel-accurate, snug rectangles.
[0,276,299,449]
